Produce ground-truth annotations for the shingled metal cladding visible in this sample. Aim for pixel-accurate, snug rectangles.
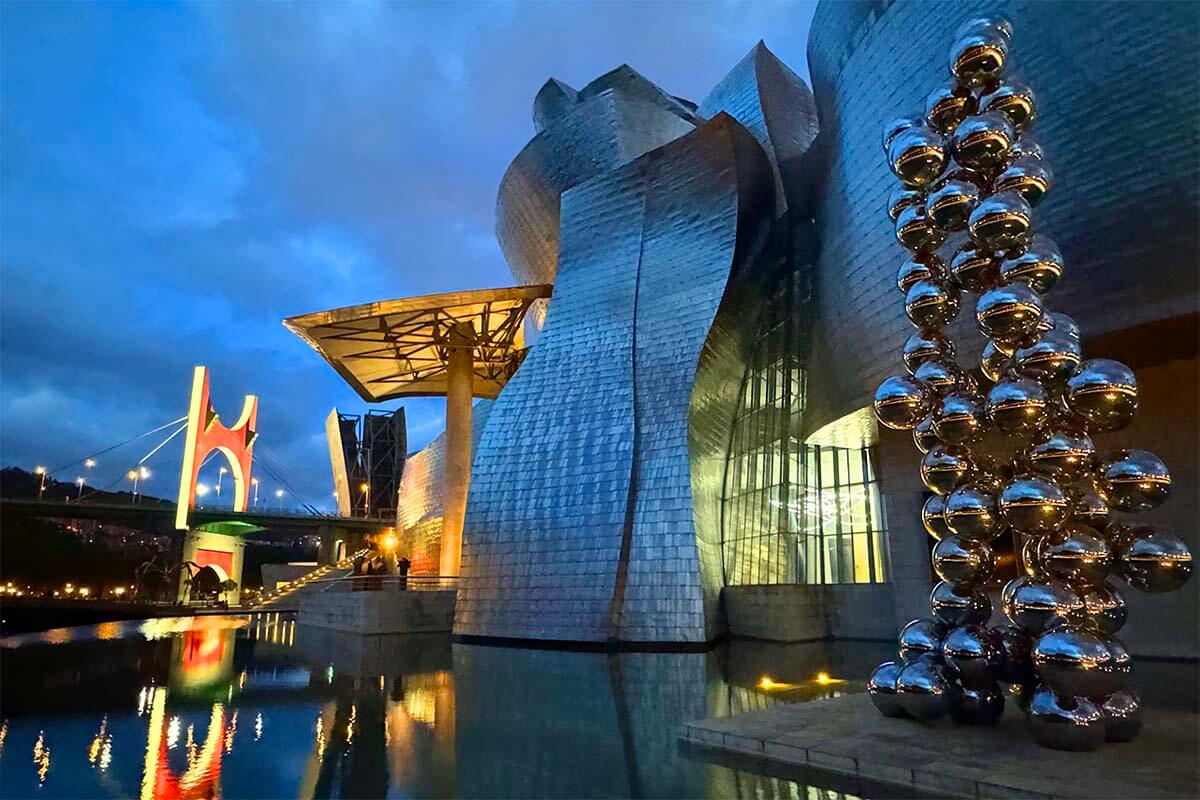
[802,0,1200,437]
[458,109,777,645]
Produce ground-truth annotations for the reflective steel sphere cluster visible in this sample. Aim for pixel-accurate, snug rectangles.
[868,15,1191,751]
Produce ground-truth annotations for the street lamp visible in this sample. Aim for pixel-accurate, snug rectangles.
[75,476,85,500]
[217,466,227,498]
[360,482,370,517]
[196,482,210,502]
[252,478,260,508]
[275,488,284,510]
[35,466,47,499]
[128,469,139,503]
[84,458,96,469]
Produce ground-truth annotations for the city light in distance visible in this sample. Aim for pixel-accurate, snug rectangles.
[196,483,211,497]
[85,458,96,468]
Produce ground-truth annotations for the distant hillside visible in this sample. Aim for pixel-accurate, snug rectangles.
[0,467,173,507]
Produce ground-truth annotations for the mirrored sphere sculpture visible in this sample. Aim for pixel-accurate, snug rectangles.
[1039,524,1113,585]
[994,156,1053,207]
[896,204,948,251]
[931,580,992,627]
[867,661,909,718]
[1070,484,1111,531]
[988,624,1034,684]
[922,493,953,540]
[952,685,1006,725]
[889,126,949,187]
[999,475,1070,534]
[927,179,981,231]
[1078,582,1128,635]
[942,625,1003,688]
[1033,625,1131,697]
[980,80,1037,131]
[955,15,1014,43]
[950,32,1009,89]
[987,377,1050,434]
[933,535,995,584]
[1003,576,1084,634]
[905,279,960,327]
[951,243,1000,293]
[913,414,941,454]
[1028,687,1106,751]
[951,112,1016,170]
[903,329,955,372]
[943,486,1002,541]
[1015,331,1081,387]
[968,192,1032,251]
[980,340,1011,382]
[883,115,925,154]
[899,618,945,663]
[1041,310,1081,341]
[897,254,946,293]
[976,282,1044,344]
[1000,234,1064,294]
[873,374,933,430]
[1096,448,1171,512]
[925,85,978,135]
[921,444,973,495]
[1101,688,1143,742]
[896,659,960,720]
[914,355,971,395]
[933,392,989,444]
[1117,527,1193,592]
[1066,359,1138,432]
[1028,429,1095,481]
[888,185,926,221]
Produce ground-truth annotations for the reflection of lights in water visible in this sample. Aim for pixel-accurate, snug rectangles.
[239,671,248,689]
[225,711,239,754]
[288,621,295,647]
[346,705,356,745]
[41,628,70,645]
[326,665,334,684]
[96,621,120,641]
[167,717,181,750]
[0,719,7,756]
[402,687,438,725]
[254,713,263,742]
[33,731,50,785]
[100,738,112,771]
[88,717,109,766]
[314,714,327,761]
[186,724,197,767]
[137,686,151,716]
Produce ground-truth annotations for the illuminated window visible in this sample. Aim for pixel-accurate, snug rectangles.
[720,276,889,586]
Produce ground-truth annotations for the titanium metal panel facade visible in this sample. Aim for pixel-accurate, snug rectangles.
[458,113,776,644]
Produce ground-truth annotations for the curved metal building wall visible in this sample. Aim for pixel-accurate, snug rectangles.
[804,0,1199,655]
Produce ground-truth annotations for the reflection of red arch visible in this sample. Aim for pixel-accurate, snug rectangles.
[142,689,225,800]
[176,366,258,530]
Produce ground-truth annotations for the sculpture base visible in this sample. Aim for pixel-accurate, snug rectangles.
[680,692,1198,799]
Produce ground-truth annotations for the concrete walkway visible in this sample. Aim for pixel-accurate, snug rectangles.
[680,693,1199,799]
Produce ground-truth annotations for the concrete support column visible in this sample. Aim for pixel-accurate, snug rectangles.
[439,323,475,578]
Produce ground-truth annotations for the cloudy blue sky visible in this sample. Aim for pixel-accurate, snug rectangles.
[1,1,815,512]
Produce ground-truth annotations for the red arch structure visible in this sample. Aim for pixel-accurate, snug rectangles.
[175,366,258,530]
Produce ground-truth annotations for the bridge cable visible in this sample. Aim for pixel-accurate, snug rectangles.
[255,441,327,515]
[47,415,188,477]
[251,451,321,515]
[73,421,191,504]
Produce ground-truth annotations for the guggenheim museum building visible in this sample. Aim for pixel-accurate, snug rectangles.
[286,0,1198,656]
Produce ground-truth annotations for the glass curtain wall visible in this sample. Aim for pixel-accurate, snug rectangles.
[720,275,889,586]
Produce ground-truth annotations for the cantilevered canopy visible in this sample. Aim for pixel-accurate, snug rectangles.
[284,285,552,401]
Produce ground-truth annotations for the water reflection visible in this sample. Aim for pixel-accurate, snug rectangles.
[14,615,1189,798]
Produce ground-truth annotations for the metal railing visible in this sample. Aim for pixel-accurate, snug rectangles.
[314,574,460,593]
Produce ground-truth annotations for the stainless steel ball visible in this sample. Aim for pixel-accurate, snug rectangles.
[932,392,989,445]
[933,534,995,584]
[867,661,909,718]
[895,204,948,252]
[914,355,971,395]
[1003,576,1084,634]
[1027,686,1106,751]
[897,254,946,293]
[922,493,953,540]
[980,340,1012,383]
[999,234,1064,294]
[986,377,1050,434]
[955,15,1014,43]
[1014,331,1082,387]
[980,80,1037,131]
[1078,581,1128,635]
[967,454,1011,493]
[1100,688,1143,742]
[1033,625,1131,697]
[931,580,992,627]
[1040,310,1081,341]
[1070,484,1111,532]
[1009,135,1045,162]
[913,414,941,454]
[1039,523,1113,586]
[873,374,933,430]
[950,243,1000,293]
[927,179,981,231]
[1096,449,1171,512]
[905,279,960,328]
[899,618,945,663]
[1117,526,1193,592]
[903,329,955,372]
[988,623,1035,684]
[925,84,978,135]
[951,112,1016,170]
[942,625,1003,688]
[1028,429,1096,482]
[968,192,1033,252]
[949,33,1009,89]
[889,126,949,188]
[921,444,973,495]
[1020,533,1045,577]
[943,485,1002,541]
[976,281,1044,344]
[999,475,1070,534]
[994,156,1053,207]
[1066,359,1138,432]
[952,684,1005,725]
[882,115,924,154]
[896,659,960,720]
[887,185,926,222]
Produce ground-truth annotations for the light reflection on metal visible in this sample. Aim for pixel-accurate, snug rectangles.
[869,14,1191,750]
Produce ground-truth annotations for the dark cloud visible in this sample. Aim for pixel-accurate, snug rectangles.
[1,0,814,510]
